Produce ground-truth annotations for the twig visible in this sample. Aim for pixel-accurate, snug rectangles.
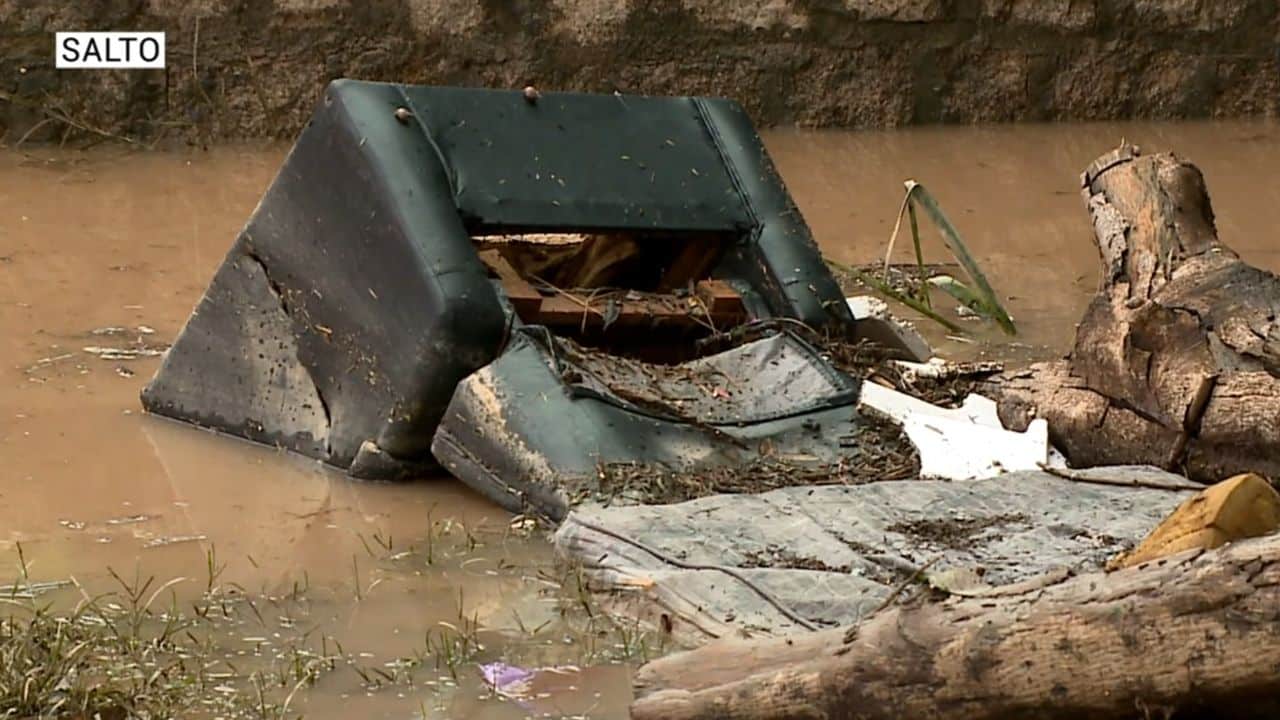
[581,286,607,332]
[694,317,823,353]
[606,385,750,449]
[569,516,819,631]
[43,98,139,145]
[532,275,605,318]
[867,555,939,616]
[189,16,218,132]
[689,293,718,334]
[1036,463,1201,492]
[880,183,932,309]
[532,278,718,333]
[13,117,53,148]
[881,184,936,311]
[192,17,200,96]
[0,91,139,145]
[243,53,271,117]
[881,187,913,279]
[843,555,940,644]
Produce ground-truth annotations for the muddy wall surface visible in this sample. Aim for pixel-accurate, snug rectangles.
[2,0,1279,142]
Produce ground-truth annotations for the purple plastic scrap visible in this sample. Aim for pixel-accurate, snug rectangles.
[479,662,536,698]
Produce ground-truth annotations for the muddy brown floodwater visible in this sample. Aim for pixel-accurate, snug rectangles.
[2,120,1280,718]
[771,120,1280,359]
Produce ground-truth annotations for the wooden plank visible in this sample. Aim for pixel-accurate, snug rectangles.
[536,296,613,326]
[695,280,744,314]
[661,236,722,289]
[534,294,742,329]
[477,245,746,330]
[477,249,543,316]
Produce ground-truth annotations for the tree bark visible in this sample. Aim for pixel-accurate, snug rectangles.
[631,532,1280,720]
[989,145,1280,481]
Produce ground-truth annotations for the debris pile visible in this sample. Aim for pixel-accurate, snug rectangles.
[128,83,1280,719]
[431,328,921,520]
[620,145,1280,720]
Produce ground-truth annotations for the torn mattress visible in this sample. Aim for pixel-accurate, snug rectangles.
[553,466,1198,642]
[431,328,920,520]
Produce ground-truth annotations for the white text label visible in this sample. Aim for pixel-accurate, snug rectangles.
[55,32,166,69]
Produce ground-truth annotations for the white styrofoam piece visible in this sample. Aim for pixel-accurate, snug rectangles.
[859,382,1049,481]
[890,358,951,378]
[845,295,889,320]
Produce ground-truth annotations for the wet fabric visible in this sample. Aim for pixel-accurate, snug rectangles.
[553,467,1194,641]
[430,328,916,521]
[554,330,859,423]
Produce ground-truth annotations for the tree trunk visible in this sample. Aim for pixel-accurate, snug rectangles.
[630,532,1280,720]
[989,145,1280,481]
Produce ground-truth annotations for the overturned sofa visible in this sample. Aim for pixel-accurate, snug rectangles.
[141,81,921,481]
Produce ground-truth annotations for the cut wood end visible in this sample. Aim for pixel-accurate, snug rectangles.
[1107,473,1280,571]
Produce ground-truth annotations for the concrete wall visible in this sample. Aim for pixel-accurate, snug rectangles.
[2,0,1277,142]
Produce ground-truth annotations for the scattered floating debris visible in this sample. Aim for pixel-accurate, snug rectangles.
[0,579,72,599]
[105,513,156,526]
[82,345,165,360]
[24,352,75,374]
[889,358,1003,383]
[143,534,207,548]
